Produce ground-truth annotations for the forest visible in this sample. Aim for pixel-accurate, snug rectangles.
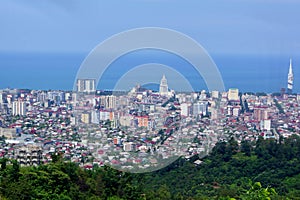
[0,135,300,199]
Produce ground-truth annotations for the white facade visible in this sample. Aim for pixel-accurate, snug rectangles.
[193,101,208,116]
[107,95,116,109]
[48,91,65,104]
[99,111,110,121]
[287,59,293,93]
[199,90,207,100]
[159,75,168,96]
[0,92,3,104]
[211,90,219,99]
[123,142,134,152]
[99,95,116,109]
[181,103,189,117]
[12,101,27,116]
[77,79,96,93]
[232,107,240,117]
[91,110,100,124]
[262,119,271,131]
[81,113,91,124]
[228,88,239,101]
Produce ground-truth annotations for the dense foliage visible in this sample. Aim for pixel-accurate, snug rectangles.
[1,135,300,199]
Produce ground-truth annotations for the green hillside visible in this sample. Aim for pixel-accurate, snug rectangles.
[1,135,300,200]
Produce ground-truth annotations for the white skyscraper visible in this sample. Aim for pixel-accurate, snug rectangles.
[77,79,96,93]
[0,92,3,104]
[12,100,27,116]
[159,75,168,96]
[287,59,294,94]
[91,110,100,124]
[193,101,208,116]
[99,95,116,109]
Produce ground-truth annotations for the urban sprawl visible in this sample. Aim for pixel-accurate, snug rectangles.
[0,66,298,171]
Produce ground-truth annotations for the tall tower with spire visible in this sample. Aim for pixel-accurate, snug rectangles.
[159,74,169,96]
[287,59,294,94]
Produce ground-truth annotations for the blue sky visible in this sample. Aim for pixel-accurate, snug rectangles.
[0,0,299,55]
[0,0,300,92]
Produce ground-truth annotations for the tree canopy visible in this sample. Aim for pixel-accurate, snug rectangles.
[1,135,300,199]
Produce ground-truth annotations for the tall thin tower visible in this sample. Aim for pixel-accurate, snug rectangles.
[287,59,294,94]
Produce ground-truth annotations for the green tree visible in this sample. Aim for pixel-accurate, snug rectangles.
[240,182,277,200]
[0,158,8,171]
[156,184,171,200]
[241,140,252,156]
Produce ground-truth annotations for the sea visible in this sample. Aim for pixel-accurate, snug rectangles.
[0,50,297,93]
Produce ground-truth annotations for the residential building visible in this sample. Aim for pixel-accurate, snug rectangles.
[12,100,27,116]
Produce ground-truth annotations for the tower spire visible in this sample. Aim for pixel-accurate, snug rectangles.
[289,59,293,74]
[287,58,294,94]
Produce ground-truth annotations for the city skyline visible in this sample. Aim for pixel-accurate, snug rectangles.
[1,78,300,172]
[1,1,300,198]
[0,60,297,95]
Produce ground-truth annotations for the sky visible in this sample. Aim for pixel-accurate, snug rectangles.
[0,0,300,91]
[0,0,299,55]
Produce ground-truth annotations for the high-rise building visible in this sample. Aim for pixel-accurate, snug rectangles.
[12,100,27,116]
[91,110,100,124]
[228,88,239,101]
[107,95,116,109]
[193,101,208,116]
[37,92,47,102]
[253,107,268,121]
[159,75,168,96]
[180,103,190,117]
[260,119,271,131]
[99,95,116,109]
[77,79,96,93]
[48,91,65,105]
[287,59,294,94]
[0,92,3,104]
